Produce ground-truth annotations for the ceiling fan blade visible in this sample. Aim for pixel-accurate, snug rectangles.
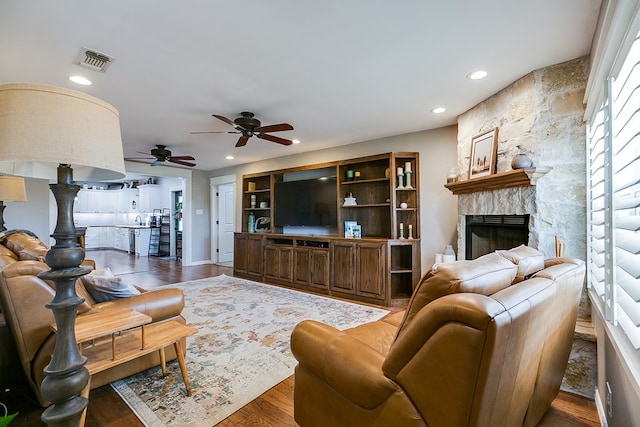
[125,156,155,160]
[212,114,240,129]
[169,155,195,161]
[190,131,241,135]
[258,133,293,146]
[236,136,250,147]
[256,123,294,133]
[169,158,196,167]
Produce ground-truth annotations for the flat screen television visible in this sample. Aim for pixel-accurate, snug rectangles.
[274,178,337,227]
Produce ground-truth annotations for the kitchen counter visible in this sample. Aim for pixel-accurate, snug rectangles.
[114,224,151,229]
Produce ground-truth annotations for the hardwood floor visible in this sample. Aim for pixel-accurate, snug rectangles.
[4,250,600,427]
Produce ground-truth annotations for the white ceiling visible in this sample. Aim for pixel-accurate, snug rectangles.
[1,1,601,172]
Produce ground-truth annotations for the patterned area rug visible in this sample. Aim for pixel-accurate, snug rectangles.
[111,274,389,426]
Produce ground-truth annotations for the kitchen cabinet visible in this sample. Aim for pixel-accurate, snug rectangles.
[112,227,130,252]
[118,188,139,213]
[138,185,166,213]
[134,228,151,256]
[84,227,114,249]
[74,189,138,213]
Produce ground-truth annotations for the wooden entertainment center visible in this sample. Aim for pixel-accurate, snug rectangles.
[233,152,421,307]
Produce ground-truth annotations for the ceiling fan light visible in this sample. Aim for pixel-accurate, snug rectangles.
[292,139,301,144]
[225,155,234,160]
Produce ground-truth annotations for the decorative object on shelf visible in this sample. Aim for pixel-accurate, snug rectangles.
[0,174,27,232]
[0,82,126,426]
[469,127,499,179]
[447,167,459,183]
[247,181,256,192]
[343,192,357,206]
[255,216,271,232]
[352,225,362,238]
[511,145,533,169]
[385,168,391,179]
[344,220,358,238]
[354,171,361,180]
[400,202,408,209]
[443,244,456,263]
[397,167,405,189]
[399,222,405,239]
[408,224,413,239]
[248,211,256,233]
[404,162,413,189]
[346,169,354,181]
[259,201,268,208]
[250,194,257,208]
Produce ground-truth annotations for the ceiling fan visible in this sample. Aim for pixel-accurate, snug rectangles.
[191,111,294,147]
[126,144,196,167]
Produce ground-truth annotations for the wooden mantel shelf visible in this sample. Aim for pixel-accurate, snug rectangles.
[444,167,552,195]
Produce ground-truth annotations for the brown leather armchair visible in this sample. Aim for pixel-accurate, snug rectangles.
[0,231,186,406]
[291,249,585,427]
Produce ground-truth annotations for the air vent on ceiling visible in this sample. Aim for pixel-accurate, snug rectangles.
[75,47,115,72]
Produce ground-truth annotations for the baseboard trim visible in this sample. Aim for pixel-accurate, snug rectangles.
[187,259,213,266]
[594,387,608,427]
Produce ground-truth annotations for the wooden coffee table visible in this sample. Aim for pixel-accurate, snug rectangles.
[53,307,197,396]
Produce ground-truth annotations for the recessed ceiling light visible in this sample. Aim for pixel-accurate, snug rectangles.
[431,107,446,114]
[69,75,92,85]
[292,139,301,144]
[467,70,488,80]
[225,155,234,160]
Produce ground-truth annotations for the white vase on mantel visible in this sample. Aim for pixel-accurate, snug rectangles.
[511,145,533,169]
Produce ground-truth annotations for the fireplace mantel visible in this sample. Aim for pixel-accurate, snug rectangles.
[444,167,552,195]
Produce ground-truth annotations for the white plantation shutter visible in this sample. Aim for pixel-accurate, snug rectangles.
[589,30,640,349]
[611,32,640,348]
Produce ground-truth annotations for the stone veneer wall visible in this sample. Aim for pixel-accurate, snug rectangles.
[455,57,596,397]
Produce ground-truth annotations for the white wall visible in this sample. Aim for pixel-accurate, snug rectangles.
[210,125,459,275]
[4,177,51,241]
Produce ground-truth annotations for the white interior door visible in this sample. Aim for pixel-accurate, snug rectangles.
[217,183,235,263]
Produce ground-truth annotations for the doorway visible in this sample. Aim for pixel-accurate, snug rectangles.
[210,175,236,266]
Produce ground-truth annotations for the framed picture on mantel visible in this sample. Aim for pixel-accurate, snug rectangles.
[469,128,498,179]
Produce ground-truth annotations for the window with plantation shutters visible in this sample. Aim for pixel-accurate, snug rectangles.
[588,30,640,349]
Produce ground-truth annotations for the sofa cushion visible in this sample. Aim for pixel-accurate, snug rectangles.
[396,252,517,336]
[4,232,49,262]
[0,244,18,260]
[496,245,545,283]
[81,267,141,303]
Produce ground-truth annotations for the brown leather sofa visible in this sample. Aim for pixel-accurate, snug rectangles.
[0,230,186,406]
[291,246,585,427]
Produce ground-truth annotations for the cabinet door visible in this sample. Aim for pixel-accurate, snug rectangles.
[246,235,263,276]
[294,248,311,286]
[331,241,355,294]
[263,245,279,280]
[234,234,249,274]
[356,242,385,299]
[310,248,330,289]
[74,190,89,213]
[277,247,294,282]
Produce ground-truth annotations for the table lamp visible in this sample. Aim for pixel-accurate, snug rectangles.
[0,83,125,426]
[0,175,27,231]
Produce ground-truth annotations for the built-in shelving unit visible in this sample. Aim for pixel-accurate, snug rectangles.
[234,152,421,307]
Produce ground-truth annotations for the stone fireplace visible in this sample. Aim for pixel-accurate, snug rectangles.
[465,214,529,260]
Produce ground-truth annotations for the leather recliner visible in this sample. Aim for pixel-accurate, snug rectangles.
[291,248,585,427]
[0,230,186,406]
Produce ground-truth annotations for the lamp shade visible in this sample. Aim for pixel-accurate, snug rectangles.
[0,83,126,181]
[0,175,27,202]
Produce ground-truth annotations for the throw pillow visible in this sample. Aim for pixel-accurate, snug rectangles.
[81,269,140,303]
[496,244,545,283]
[4,232,49,261]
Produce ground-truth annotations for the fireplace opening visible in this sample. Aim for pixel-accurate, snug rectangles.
[465,215,529,259]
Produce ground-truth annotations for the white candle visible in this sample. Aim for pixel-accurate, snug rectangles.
[405,162,412,172]
[397,167,403,175]
[408,224,412,232]
[400,222,404,230]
